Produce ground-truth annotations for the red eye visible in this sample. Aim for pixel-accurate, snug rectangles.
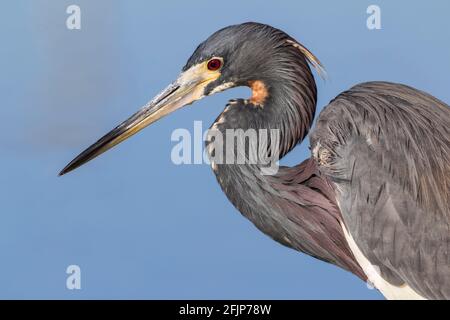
[207,58,222,71]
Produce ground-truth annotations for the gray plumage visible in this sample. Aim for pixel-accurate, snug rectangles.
[311,82,450,298]
[198,23,450,298]
[60,22,450,299]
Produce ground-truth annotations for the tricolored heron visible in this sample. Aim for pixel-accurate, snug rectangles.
[59,22,450,299]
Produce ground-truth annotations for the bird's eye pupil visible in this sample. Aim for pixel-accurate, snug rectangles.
[207,59,222,71]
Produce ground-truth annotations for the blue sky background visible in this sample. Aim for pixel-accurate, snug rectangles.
[0,1,449,299]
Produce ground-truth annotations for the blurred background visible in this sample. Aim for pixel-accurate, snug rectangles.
[0,0,449,299]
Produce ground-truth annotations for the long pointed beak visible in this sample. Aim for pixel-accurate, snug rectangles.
[59,65,219,176]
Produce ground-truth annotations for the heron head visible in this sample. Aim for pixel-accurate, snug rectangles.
[59,22,322,175]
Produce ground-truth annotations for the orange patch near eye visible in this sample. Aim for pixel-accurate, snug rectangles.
[248,80,268,106]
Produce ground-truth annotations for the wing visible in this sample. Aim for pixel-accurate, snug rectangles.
[311,81,450,299]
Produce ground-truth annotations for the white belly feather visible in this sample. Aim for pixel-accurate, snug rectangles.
[340,222,426,300]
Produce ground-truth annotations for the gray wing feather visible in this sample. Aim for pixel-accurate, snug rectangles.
[311,81,450,299]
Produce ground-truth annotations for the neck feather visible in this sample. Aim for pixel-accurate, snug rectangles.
[206,54,365,280]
